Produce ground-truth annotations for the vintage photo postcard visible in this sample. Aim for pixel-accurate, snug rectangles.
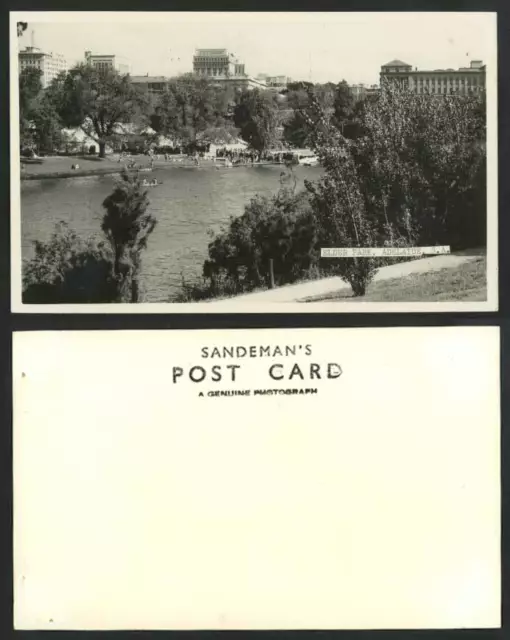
[11,11,498,313]
[13,327,500,629]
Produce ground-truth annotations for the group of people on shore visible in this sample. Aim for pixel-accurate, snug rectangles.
[115,146,293,171]
[214,148,290,166]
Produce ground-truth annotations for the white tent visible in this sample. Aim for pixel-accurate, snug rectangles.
[60,128,113,154]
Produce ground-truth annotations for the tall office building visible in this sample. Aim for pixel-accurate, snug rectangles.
[19,46,67,88]
[84,51,130,74]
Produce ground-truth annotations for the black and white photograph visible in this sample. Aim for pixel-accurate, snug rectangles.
[10,11,498,312]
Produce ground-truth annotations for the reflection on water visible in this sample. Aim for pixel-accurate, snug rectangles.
[21,164,322,302]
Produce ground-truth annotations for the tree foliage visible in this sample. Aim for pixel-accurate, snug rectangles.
[19,68,65,153]
[56,64,149,157]
[303,83,486,294]
[101,170,157,302]
[150,74,237,150]
[19,68,43,148]
[233,89,281,154]
[282,80,356,147]
[196,174,319,297]
[22,222,117,303]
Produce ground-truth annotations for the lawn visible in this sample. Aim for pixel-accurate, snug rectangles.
[303,256,487,303]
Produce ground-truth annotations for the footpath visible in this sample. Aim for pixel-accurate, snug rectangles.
[215,253,480,303]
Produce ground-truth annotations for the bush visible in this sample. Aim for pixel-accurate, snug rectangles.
[23,222,118,303]
[198,178,320,298]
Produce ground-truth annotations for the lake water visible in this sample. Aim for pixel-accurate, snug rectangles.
[21,164,322,301]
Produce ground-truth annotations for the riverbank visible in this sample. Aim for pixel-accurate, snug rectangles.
[20,154,290,180]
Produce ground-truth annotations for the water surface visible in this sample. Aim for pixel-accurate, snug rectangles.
[21,163,322,301]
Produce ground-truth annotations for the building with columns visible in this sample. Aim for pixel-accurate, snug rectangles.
[193,48,245,78]
[380,59,486,95]
[192,48,266,90]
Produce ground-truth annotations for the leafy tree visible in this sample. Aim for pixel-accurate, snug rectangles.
[19,69,69,154]
[23,222,117,303]
[333,80,357,135]
[283,81,341,148]
[303,83,486,295]
[19,67,43,148]
[101,170,157,302]
[355,83,486,248]
[56,64,149,157]
[233,89,281,156]
[150,74,236,150]
[17,22,27,37]
[304,115,380,296]
[287,81,314,92]
[283,110,312,148]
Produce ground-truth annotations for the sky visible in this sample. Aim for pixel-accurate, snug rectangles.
[14,12,496,86]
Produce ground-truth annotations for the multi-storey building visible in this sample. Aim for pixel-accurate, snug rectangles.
[19,46,67,88]
[192,48,265,90]
[84,51,130,74]
[380,59,486,95]
[130,75,169,95]
[193,48,246,78]
[265,75,292,91]
[349,83,380,100]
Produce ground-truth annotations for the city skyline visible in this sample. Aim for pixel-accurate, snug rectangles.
[15,12,494,86]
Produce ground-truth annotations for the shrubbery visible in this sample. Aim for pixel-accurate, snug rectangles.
[23,170,157,303]
[23,222,117,303]
[174,174,321,301]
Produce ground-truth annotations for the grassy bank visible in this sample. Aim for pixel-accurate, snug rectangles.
[21,166,127,180]
[20,154,295,181]
[303,256,487,303]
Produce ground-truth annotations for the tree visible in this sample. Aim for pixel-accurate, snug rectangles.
[19,67,43,148]
[354,84,486,248]
[22,222,117,303]
[282,82,341,148]
[101,170,157,302]
[17,22,27,37]
[150,74,235,151]
[305,114,380,296]
[303,83,486,296]
[333,80,357,135]
[56,64,149,158]
[233,89,281,156]
[19,69,68,154]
